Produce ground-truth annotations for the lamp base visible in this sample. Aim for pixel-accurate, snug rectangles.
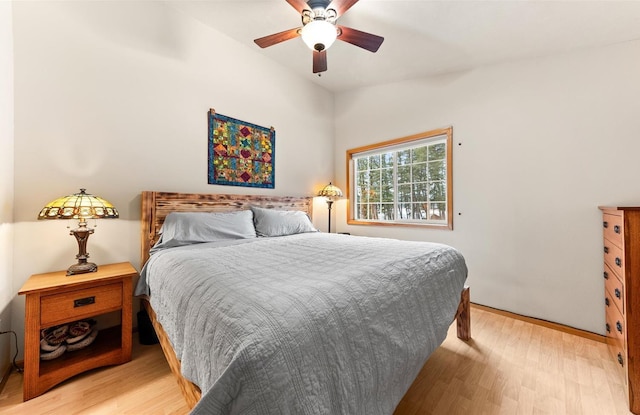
[67,220,98,276]
[67,261,98,276]
[326,199,334,233]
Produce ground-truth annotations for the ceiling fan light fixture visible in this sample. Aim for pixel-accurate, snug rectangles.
[301,20,337,51]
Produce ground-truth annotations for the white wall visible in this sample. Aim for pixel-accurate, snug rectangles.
[334,40,640,334]
[10,1,334,355]
[0,1,15,381]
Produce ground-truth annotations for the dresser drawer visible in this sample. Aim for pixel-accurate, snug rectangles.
[603,213,624,249]
[605,263,624,314]
[41,283,123,327]
[604,240,624,279]
[605,295,626,342]
[606,334,626,372]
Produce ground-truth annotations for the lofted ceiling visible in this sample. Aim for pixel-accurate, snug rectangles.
[167,0,640,93]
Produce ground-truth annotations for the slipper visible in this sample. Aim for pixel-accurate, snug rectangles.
[66,329,91,344]
[67,329,98,352]
[40,344,66,360]
[42,325,69,345]
[68,320,92,337]
[40,338,62,352]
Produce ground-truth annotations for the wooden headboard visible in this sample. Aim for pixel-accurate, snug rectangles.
[140,191,313,266]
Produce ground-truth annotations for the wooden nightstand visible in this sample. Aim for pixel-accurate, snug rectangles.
[18,262,136,401]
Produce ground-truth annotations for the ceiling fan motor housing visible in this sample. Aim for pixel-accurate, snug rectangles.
[307,0,331,10]
[301,3,337,25]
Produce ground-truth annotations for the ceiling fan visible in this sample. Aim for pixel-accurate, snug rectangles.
[254,0,384,74]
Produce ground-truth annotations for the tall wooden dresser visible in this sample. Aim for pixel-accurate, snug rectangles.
[600,206,640,414]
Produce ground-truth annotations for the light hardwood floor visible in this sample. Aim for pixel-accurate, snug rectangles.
[0,306,632,414]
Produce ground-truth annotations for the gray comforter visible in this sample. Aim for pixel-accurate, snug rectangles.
[135,233,467,415]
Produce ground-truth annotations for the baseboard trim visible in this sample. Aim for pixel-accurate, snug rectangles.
[0,363,11,396]
[471,303,605,343]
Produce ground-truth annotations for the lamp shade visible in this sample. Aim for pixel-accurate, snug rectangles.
[38,188,119,221]
[317,182,343,199]
[301,20,338,51]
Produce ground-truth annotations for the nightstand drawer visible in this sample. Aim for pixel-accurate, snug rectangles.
[41,283,123,326]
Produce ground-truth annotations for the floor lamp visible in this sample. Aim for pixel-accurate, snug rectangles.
[317,182,343,233]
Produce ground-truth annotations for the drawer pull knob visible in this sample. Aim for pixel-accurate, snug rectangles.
[74,296,96,307]
[616,321,623,333]
[618,353,624,366]
[606,323,611,333]
[614,225,621,234]
[616,257,622,267]
[604,247,609,254]
[615,288,621,299]
[605,297,610,306]
[604,271,609,280]
[604,221,609,228]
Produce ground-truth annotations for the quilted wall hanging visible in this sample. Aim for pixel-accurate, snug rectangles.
[208,109,275,188]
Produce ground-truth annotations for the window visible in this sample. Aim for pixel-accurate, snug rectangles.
[346,127,453,229]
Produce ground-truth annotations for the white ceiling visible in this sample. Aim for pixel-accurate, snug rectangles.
[167,0,640,93]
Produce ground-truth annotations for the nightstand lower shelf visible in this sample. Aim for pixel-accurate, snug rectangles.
[36,326,126,396]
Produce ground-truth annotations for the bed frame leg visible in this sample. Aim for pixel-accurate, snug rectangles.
[456,286,471,340]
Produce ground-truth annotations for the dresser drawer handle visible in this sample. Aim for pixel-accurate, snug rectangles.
[614,225,621,234]
[618,353,624,366]
[603,221,609,228]
[74,296,96,308]
[616,321,623,333]
[616,257,622,267]
[604,271,609,280]
[604,247,609,254]
[606,323,611,333]
[605,297,610,307]
[615,288,621,299]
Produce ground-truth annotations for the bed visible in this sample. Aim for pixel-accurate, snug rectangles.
[136,191,470,414]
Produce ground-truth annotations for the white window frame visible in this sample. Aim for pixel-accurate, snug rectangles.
[346,127,453,230]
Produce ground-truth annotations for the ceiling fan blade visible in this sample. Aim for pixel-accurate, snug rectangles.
[285,0,310,14]
[327,0,359,17]
[313,50,327,73]
[337,25,384,53]
[254,28,301,48]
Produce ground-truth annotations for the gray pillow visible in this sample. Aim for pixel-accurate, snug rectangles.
[151,210,256,253]
[251,206,317,237]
